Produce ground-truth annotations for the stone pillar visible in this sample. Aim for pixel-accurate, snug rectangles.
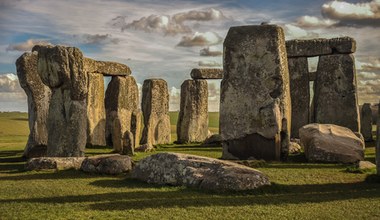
[140,79,171,146]
[33,45,88,157]
[288,57,309,138]
[131,110,142,148]
[220,25,291,161]
[105,75,139,153]
[177,79,208,143]
[313,54,360,132]
[86,72,106,146]
[361,103,373,142]
[377,101,380,175]
[16,51,51,158]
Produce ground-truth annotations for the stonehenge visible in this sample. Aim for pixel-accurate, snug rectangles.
[140,79,171,146]
[16,25,366,164]
[286,37,360,137]
[220,25,291,161]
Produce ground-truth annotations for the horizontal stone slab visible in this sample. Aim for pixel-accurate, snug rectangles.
[286,37,356,57]
[25,157,85,170]
[190,68,223,79]
[84,58,131,76]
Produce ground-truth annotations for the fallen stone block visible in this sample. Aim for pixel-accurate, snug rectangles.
[80,154,133,175]
[25,157,85,171]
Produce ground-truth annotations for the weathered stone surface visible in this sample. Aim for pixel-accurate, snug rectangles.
[177,80,208,143]
[86,72,106,146]
[377,102,380,175]
[299,124,364,163]
[135,144,155,152]
[288,57,309,138]
[122,131,134,156]
[140,79,171,146]
[33,45,88,157]
[16,51,51,158]
[83,58,131,76]
[361,103,373,142]
[221,25,291,161]
[132,153,270,191]
[355,161,376,170]
[80,154,133,175]
[313,54,360,132]
[131,110,142,149]
[25,157,85,171]
[190,68,223,79]
[105,76,139,152]
[309,72,317,81]
[286,37,356,58]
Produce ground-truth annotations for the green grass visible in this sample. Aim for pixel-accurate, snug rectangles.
[1,112,380,219]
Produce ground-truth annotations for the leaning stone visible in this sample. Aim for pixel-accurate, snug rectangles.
[286,37,356,57]
[16,51,51,158]
[80,154,133,175]
[299,124,364,163]
[25,157,85,171]
[177,79,208,143]
[361,103,373,142]
[83,57,131,76]
[221,25,291,161]
[190,68,223,79]
[132,152,270,191]
[313,54,360,132]
[288,57,309,138]
[86,72,106,146]
[33,45,88,157]
[140,79,171,146]
[105,75,139,152]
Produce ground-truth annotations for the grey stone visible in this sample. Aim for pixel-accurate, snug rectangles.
[177,79,208,143]
[16,51,51,158]
[220,25,291,161]
[83,57,131,76]
[313,54,360,132]
[140,79,171,146]
[299,124,364,163]
[286,37,356,58]
[25,157,85,171]
[105,75,139,152]
[131,110,142,149]
[122,131,134,156]
[288,57,309,138]
[190,68,223,79]
[361,103,373,142]
[132,152,270,191]
[202,134,222,146]
[80,154,133,175]
[86,72,106,146]
[309,72,317,81]
[33,45,88,157]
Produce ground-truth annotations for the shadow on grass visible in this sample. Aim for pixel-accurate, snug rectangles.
[0,170,109,180]
[0,180,379,210]
[11,117,28,121]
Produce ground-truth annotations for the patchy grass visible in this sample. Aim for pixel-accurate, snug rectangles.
[1,112,380,219]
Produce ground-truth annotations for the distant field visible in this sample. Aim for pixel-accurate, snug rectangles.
[0,112,380,219]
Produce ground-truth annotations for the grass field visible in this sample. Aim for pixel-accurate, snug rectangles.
[0,112,380,219]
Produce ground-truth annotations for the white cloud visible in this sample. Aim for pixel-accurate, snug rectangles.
[283,24,319,39]
[200,46,222,56]
[177,31,222,47]
[6,39,51,52]
[322,0,380,27]
[0,73,27,111]
[198,60,221,67]
[296,16,336,28]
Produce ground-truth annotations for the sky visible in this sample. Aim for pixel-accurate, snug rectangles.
[0,0,379,112]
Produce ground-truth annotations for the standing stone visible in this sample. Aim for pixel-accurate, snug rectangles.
[361,103,373,142]
[220,25,291,161]
[377,101,380,175]
[131,110,142,148]
[177,79,208,143]
[16,51,51,158]
[123,131,134,156]
[313,54,360,132]
[140,79,171,146]
[105,75,139,152]
[86,72,106,146]
[33,45,88,157]
[288,57,309,138]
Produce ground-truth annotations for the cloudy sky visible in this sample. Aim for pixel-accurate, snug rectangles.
[0,0,379,112]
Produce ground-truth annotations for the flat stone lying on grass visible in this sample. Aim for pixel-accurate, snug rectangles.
[132,152,270,191]
[299,124,364,163]
[80,154,133,175]
[25,157,85,171]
